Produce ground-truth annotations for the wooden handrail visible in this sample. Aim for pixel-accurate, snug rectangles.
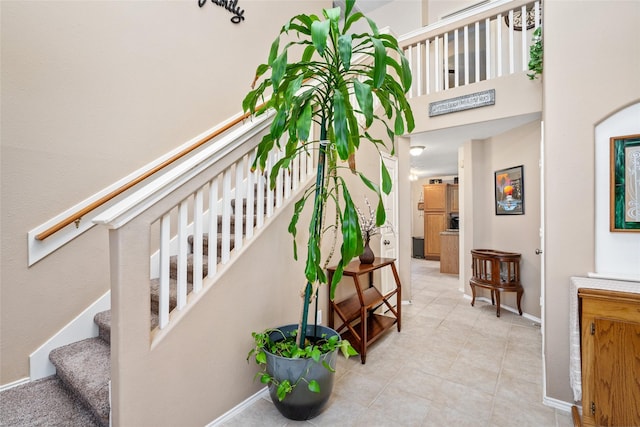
[35,107,263,241]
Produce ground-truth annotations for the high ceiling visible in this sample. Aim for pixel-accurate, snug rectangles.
[409,113,541,177]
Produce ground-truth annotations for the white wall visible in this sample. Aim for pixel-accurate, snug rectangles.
[594,103,640,280]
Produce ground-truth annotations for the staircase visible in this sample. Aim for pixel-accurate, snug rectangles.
[43,198,264,426]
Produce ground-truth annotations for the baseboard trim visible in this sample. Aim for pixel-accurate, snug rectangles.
[29,291,110,381]
[0,377,30,392]
[462,294,541,324]
[543,395,575,414]
[206,388,268,426]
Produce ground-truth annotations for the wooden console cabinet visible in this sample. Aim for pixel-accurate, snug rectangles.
[327,258,401,364]
[573,289,640,427]
[469,249,523,317]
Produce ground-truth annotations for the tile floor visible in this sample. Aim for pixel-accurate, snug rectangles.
[221,259,573,427]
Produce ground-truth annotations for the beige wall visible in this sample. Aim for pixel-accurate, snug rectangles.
[543,0,640,404]
[461,120,541,318]
[0,0,326,385]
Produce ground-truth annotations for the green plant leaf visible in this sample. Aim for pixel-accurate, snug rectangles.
[255,350,267,364]
[393,109,405,135]
[277,380,292,401]
[371,38,387,88]
[380,161,392,195]
[296,102,312,142]
[333,90,349,160]
[311,19,330,56]
[268,37,280,65]
[269,107,287,141]
[344,0,355,20]
[338,34,352,71]
[321,360,336,373]
[260,373,272,384]
[354,79,373,127]
[343,11,364,34]
[308,380,320,393]
[302,44,316,62]
[271,50,288,88]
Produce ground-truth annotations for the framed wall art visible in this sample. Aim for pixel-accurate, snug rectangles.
[610,134,640,232]
[495,165,524,215]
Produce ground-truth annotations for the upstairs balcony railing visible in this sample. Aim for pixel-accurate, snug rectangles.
[399,0,541,97]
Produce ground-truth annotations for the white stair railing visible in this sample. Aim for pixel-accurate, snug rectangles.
[400,0,541,97]
[94,111,315,334]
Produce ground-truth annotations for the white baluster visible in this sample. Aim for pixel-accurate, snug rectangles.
[234,157,245,252]
[208,177,219,276]
[193,189,203,293]
[485,18,491,79]
[463,25,469,86]
[416,42,422,96]
[508,9,514,74]
[475,21,480,82]
[159,213,170,329]
[497,14,503,77]
[435,35,440,92]
[266,152,274,218]
[221,169,232,264]
[444,33,449,90]
[453,29,459,88]
[521,5,528,72]
[275,149,283,208]
[426,39,431,95]
[177,200,188,310]
[407,45,414,98]
[245,153,255,240]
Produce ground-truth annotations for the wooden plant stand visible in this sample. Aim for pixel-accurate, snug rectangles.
[469,249,523,317]
[327,258,401,364]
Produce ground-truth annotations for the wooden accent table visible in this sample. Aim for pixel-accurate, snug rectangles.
[469,249,523,317]
[327,258,401,364]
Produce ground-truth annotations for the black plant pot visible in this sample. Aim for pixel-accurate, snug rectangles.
[265,323,339,420]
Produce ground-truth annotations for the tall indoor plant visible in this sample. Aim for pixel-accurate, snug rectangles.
[243,0,414,419]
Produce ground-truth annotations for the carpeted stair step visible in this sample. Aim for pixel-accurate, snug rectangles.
[230,196,273,213]
[94,310,160,344]
[169,253,212,282]
[49,338,111,427]
[188,233,235,256]
[0,376,102,426]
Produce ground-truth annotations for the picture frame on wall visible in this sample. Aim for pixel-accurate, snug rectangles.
[495,165,524,215]
[610,134,640,232]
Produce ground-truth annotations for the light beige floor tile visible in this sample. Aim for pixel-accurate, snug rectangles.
[422,404,490,427]
[491,399,557,427]
[441,356,500,395]
[429,378,495,421]
[555,409,574,427]
[306,395,368,427]
[333,370,387,407]
[495,369,544,408]
[367,384,432,425]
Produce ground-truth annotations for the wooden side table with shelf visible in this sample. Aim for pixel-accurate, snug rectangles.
[327,257,401,364]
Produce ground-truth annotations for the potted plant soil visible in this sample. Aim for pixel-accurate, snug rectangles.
[243,0,414,419]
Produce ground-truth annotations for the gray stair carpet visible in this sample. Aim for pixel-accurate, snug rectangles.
[49,338,111,427]
[0,376,102,427]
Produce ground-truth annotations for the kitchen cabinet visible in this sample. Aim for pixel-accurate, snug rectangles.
[423,184,458,260]
[439,231,459,274]
[424,213,446,260]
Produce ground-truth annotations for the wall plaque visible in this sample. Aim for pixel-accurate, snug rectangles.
[428,89,495,117]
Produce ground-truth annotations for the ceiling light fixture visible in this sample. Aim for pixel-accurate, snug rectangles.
[409,145,425,156]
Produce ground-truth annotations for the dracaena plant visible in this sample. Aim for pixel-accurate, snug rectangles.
[242,0,414,349]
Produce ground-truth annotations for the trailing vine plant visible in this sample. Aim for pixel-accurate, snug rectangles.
[527,27,543,80]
